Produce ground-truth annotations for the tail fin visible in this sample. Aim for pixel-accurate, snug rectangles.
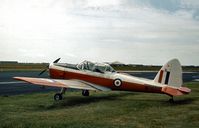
[154,59,182,88]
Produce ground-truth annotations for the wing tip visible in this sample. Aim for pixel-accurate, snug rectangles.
[13,76,20,80]
[13,77,24,80]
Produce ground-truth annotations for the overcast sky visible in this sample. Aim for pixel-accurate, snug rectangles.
[0,0,199,65]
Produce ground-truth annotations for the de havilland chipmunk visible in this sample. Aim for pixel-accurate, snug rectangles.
[14,58,191,102]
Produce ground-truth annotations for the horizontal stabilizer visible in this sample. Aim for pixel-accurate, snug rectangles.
[178,87,191,94]
[162,86,191,96]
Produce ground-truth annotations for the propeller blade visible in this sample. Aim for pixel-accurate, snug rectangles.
[39,69,47,76]
[38,58,60,76]
[38,64,49,76]
[53,58,61,63]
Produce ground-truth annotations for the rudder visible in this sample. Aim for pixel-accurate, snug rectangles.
[154,59,183,88]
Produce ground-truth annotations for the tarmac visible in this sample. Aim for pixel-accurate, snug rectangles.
[0,71,59,96]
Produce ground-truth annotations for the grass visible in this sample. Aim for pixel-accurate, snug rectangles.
[0,82,199,128]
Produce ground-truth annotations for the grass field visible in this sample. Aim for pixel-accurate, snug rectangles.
[0,82,198,128]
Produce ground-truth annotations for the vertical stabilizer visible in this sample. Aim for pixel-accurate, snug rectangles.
[154,59,182,88]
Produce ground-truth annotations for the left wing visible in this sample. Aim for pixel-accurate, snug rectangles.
[14,77,111,91]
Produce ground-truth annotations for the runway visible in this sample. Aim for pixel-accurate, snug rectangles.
[0,71,198,96]
[0,71,59,96]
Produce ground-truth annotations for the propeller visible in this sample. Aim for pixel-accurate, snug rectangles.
[38,58,61,76]
[38,67,48,76]
[53,58,61,63]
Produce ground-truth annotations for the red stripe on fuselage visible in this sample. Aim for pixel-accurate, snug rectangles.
[49,68,162,93]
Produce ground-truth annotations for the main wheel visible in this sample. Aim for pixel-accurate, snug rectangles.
[82,90,89,96]
[54,93,63,101]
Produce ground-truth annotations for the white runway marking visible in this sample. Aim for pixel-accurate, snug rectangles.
[0,81,26,85]
[194,79,199,82]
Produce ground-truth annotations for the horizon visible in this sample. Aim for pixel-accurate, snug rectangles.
[0,60,199,66]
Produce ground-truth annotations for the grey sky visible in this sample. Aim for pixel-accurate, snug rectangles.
[0,0,199,65]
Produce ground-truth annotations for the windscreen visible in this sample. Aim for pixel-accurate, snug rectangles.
[77,61,115,73]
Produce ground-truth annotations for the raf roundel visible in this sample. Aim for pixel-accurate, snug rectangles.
[113,79,122,87]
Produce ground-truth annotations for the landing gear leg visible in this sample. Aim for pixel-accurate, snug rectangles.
[60,88,67,95]
[82,90,89,96]
[169,96,174,103]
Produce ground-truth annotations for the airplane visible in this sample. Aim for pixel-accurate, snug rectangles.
[14,58,191,102]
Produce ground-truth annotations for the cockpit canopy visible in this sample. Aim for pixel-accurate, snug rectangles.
[77,60,115,73]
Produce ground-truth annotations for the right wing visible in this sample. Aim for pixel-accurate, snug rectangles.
[14,77,111,91]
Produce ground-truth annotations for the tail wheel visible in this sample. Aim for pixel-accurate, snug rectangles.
[54,93,63,101]
[169,96,174,103]
[82,90,89,96]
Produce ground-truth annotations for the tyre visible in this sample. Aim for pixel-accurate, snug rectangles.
[54,93,63,101]
[82,90,89,96]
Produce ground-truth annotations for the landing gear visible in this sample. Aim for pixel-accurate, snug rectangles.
[82,90,89,96]
[54,88,67,101]
[54,93,63,101]
[169,96,174,103]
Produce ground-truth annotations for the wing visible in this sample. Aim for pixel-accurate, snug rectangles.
[13,77,111,91]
